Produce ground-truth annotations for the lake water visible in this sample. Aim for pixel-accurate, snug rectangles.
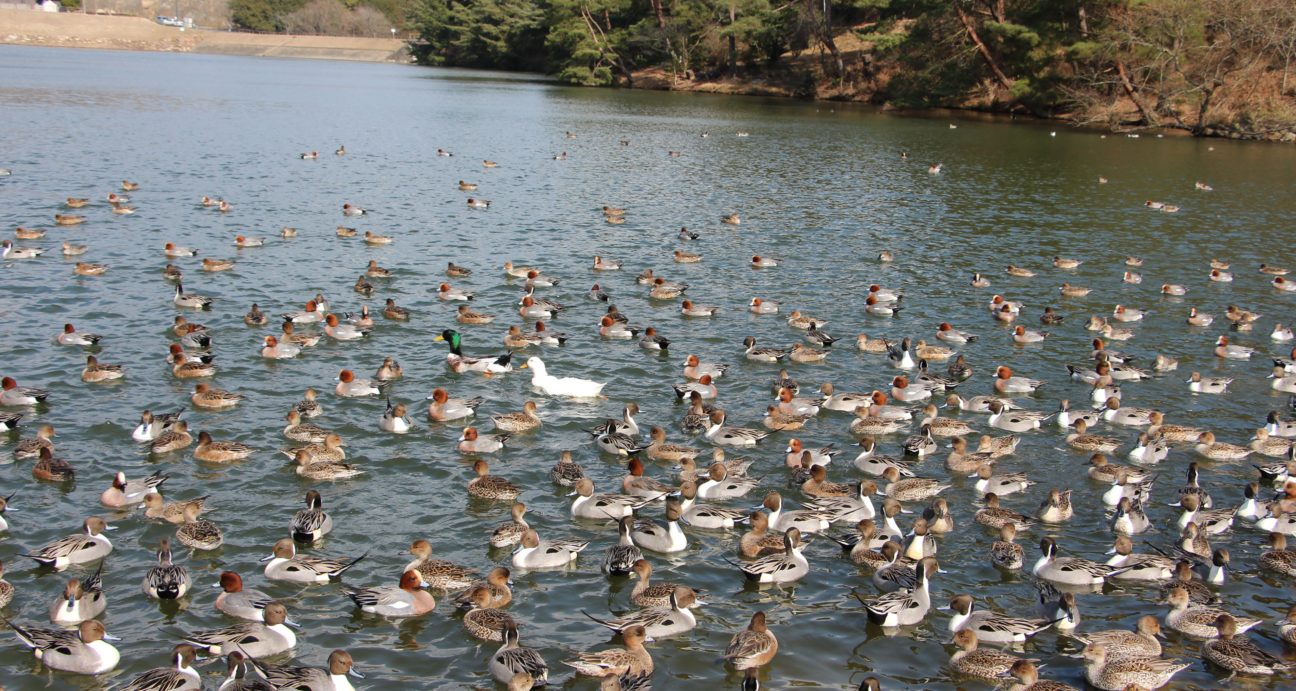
[1,44,1294,690]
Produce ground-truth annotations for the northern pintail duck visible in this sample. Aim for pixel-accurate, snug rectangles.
[631,499,688,553]
[192,383,241,409]
[1277,605,1296,646]
[374,356,403,381]
[885,338,916,370]
[1080,643,1187,691]
[1033,537,1124,585]
[283,410,330,443]
[347,570,434,618]
[263,538,365,583]
[399,538,476,590]
[986,400,1050,433]
[970,464,1034,496]
[676,480,747,530]
[13,423,55,460]
[175,503,223,551]
[1,239,43,259]
[739,511,787,558]
[121,644,200,691]
[646,426,699,463]
[705,410,769,447]
[468,459,520,500]
[919,404,974,437]
[736,527,810,583]
[194,431,253,464]
[490,624,548,686]
[376,400,412,435]
[761,491,836,534]
[989,523,1025,569]
[142,537,189,600]
[1163,585,1259,638]
[1202,613,1291,677]
[946,593,1052,644]
[1072,615,1162,660]
[976,493,1033,531]
[827,519,890,567]
[1260,532,1296,576]
[742,336,787,363]
[490,503,529,548]
[289,490,332,543]
[49,565,105,625]
[550,450,586,487]
[11,619,119,675]
[1187,371,1232,394]
[512,529,587,569]
[564,623,653,679]
[1128,433,1170,463]
[1195,431,1251,460]
[586,583,699,638]
[1098,397,1154,426]
[1176,494,1232,535]
[184,601,297,657]
[1066,419,1121,452]
[570,478,645,519]
[1104,535,1172,579]
[947,629,1030,680]
[260,650,362,691]
[724,611,777,672]
[147,417,191,456]
[284,433,347,466]
[601,513,642,573]
[876,464,948,500]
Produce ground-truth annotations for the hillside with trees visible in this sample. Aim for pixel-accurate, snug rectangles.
[408,0,1296,139]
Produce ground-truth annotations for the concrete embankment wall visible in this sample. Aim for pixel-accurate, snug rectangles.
[0,9,410,62]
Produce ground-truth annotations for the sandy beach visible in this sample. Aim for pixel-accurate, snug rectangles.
[0,9,409,62]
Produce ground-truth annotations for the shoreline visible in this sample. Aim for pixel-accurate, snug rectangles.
[0,9,410,62]
[4,11,1290,142]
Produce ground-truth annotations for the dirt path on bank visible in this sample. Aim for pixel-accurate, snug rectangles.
[0,9,409,62]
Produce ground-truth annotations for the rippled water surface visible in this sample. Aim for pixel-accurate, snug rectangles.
[2,44,1296,690]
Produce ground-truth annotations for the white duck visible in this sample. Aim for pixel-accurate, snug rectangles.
[522,357,605,398]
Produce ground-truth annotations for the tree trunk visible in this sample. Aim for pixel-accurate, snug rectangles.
[1115,60,1155,127]
[730,3,741,77]
[954,1,1013,91]
[817,0,843,76]
[1078,5,1088,36]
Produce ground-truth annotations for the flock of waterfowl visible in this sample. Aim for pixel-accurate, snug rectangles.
[1,130,1296,691]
